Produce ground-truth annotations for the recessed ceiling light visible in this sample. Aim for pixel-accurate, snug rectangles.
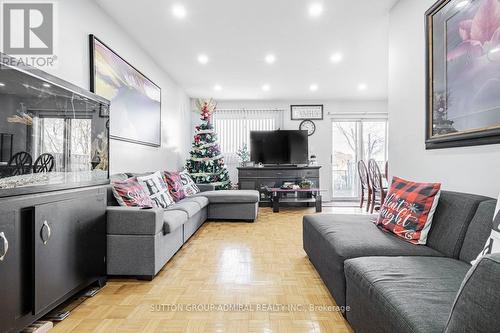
[172,4,187,19]
[213,84,222,91]
[309,84,318,91]
[330,52,343,63]
[455,1,469,9]
[358,83,367,91]
[262,84,270,92]
[0,82,5,87]
[197,54,209,65]
[265,54,276,64]
[42,83,51,88]
[309,3,323,17]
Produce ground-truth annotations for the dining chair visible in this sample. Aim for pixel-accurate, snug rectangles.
[8,151,32,176]
[357,160,371,212]
[33,153,55,173]
[368,159,387,214]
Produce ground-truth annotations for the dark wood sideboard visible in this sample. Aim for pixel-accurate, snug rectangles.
[0,186,107,333]
[237,166,321,205]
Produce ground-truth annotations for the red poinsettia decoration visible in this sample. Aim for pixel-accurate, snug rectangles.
[194,135,201,143]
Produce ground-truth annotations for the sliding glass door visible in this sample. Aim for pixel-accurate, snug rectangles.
[332,120,387,201]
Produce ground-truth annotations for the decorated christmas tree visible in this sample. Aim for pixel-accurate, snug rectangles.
[185,99,232,190]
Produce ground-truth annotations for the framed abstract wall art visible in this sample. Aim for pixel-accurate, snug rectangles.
[426,0,500,149]
[90,35,161,147]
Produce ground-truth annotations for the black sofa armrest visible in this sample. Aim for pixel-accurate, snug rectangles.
[444,253,500,333]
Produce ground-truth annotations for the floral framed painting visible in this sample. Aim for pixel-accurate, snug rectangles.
[426,0,500,149]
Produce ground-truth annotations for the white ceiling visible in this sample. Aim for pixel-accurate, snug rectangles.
[95,0,397,100]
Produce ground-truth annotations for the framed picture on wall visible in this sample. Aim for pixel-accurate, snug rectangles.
[290,105,323,120]
[89,35,162,147]
[425,0,500,149]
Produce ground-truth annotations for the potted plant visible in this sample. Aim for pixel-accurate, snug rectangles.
[299,178,314,189]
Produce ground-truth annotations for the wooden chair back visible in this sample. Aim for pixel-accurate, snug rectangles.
[357,160,369,190]
[368,159,383,192]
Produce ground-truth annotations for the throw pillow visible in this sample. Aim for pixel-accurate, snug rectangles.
[111,177,154,208]
[375,176,441,244]
[472,192,500,265]
[163,171,186,202]
[137,171,175,208]
[179,170,200,196]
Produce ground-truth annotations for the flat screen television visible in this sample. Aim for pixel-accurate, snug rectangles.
[250,130,309,165]
[0,54,110,197]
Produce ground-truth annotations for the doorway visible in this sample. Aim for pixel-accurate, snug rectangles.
[331,120,388,201]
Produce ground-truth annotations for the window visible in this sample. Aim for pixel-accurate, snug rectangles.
[213,109,284,182]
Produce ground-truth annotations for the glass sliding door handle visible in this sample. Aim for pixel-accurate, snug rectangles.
[0,231,8,261]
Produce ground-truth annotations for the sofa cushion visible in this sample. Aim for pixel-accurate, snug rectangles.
[425,191,492,258]
[181,196,209,209]
[111,176,154,208]
[459,200,497,263]
[163,209,188,234]
[194,190,259,203]
[444,253,500,333]
[345,256,471,333]
[165,200,203,218]
[163,171,186,202]
[303,214,442,308]
[137,171,175,208]
[375,176,441,245]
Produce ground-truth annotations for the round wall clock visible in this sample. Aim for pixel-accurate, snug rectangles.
[299,120,316,136]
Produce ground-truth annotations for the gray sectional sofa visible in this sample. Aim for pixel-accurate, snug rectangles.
[106,173,259,280]
[303,191,500,333]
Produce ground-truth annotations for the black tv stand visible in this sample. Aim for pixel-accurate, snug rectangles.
[237,165,321,206]
[263,164,298,168]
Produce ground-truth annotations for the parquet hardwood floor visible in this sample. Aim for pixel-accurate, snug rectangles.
[52,207,359,333]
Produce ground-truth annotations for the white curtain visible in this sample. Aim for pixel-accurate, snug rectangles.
[213,109,284,183]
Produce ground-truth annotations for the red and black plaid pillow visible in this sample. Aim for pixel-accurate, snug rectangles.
[375,176,441,244]
[111,177,154,208]
[163,171,186,202]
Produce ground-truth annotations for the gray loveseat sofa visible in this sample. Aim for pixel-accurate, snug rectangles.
[303,190,500,333]
[106,173,259,280]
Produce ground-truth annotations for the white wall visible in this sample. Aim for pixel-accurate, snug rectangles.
[44,0,191,174]
[209,99,388,201]
[389,0,500,198]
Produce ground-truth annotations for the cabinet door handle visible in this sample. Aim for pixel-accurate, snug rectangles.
[0,231,8,261]
[41,221,52,245]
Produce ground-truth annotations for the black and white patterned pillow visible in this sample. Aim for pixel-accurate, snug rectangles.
[179,170,200,196]
[137,171,175,208]
[472,193,500,265]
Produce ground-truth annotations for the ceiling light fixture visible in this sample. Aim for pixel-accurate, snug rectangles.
[265,54,276,64]
[358,83,367,91]
[330,52,343,63]
[172,4,187,19]
[262,84,270,92]
[213,84,222,91]
[309,84,318,91]
[197,54,209,64]
[490,47,500,54]
[42,83,51,88]
[0,82,5,87]
[455,1,469,9]
[308,3,323,17]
